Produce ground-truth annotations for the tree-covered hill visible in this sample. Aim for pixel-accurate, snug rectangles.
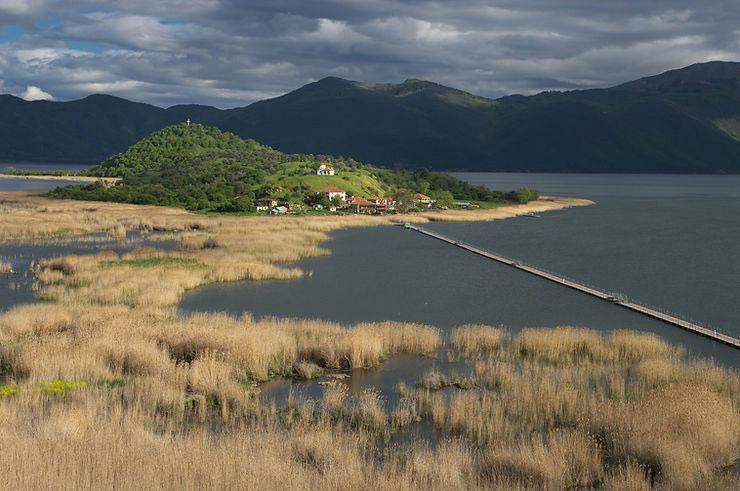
[48,124,518,212]
[4,61,740,173]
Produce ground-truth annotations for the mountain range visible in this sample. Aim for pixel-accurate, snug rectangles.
[2,61,740,173]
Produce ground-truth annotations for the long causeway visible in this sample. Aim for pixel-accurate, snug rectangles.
[405,224,740,349]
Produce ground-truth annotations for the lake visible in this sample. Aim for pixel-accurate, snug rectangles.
[180,174,740,367]
[0,162,95,191]
[1,170,737,366]
[1,162,94,173]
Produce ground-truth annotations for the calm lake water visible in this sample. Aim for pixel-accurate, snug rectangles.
[0,177,85,191]
[1,162,93,173]
[181,174,740,367]
[0,162,94,191]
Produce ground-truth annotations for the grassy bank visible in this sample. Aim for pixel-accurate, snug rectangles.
[1,191,737,489]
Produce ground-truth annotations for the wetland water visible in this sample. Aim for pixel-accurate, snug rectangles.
[181,174,740,368]
[1,165,176,312]
[1,171,737,404]
[0,162,94,191]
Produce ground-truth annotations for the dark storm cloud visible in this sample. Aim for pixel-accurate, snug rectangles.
[0,0,738,107]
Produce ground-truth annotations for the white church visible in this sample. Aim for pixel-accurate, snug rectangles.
[316,164,335,176]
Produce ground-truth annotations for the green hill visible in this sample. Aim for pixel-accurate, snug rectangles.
[48,124,513,212]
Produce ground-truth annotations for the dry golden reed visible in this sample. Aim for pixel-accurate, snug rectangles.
[0,190,736,489]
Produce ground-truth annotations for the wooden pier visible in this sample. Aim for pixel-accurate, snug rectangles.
[405,224,740,349]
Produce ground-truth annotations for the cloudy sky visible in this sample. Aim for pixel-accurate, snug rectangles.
[0,0,738,107]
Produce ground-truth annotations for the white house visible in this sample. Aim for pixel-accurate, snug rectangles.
[319,187,347,202]
[317,164,335,176]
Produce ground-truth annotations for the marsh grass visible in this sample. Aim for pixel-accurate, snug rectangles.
[39,379,88,395]
[401,326,740,489]
[0,384,17,397]
[0,315,737,489]
[0,191,735,489]
[293,360,321,380]
[100,256,207,270]
[451,324,506,356]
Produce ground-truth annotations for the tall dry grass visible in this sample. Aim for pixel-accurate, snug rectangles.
[514,327,681,365]
[451,324,506,356]
[2,191,737,488]
[589,383,739,489]
[478,430,603,488]
[1,309,739,488]
[403,326,740,489]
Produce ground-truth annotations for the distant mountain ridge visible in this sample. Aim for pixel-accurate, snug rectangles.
[2,61,740,172]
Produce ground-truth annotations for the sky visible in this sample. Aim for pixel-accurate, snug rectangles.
[0,0,738,108]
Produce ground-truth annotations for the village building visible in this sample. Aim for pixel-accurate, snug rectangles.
[256,198,278,211]
[414,193,433,206]
[316,164,335,176]
[346,196,381,214]
[368,196,395,211]
[270,206,288,215]
[318,187,347,202]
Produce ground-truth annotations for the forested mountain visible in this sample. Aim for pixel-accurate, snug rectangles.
[3,61,740,172]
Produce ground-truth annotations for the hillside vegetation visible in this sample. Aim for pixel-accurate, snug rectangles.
[48,124,526,212]
[2,61,740,172]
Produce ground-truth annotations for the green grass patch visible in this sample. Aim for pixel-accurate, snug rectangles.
[39,379,88,396]
[97,377,126,389]
[100,256,207,270]
[268,162,389,198]
[472,200,509,209]
[0,385,18,398]
[49,227,81,238]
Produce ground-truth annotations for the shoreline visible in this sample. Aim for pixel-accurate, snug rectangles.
[0,173,120,185]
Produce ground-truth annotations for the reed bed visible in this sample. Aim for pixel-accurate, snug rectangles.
[451,324,507,356]
[1,320,737,489]
[2,191,736,489]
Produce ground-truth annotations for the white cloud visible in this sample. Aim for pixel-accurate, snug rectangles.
[20,85,53,100]
[305,18,369,44]
[0,0,43,15]
[0,1,737,107]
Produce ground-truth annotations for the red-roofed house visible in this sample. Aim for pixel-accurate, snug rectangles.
[346,196,380,214]
[414,193,432,205]
[368,197,395,211]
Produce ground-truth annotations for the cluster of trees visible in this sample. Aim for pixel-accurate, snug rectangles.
[50,154,265,212]
[373,168,540,204]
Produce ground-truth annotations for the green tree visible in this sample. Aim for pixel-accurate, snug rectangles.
[395,188,417,212]
[431,190,454,208]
